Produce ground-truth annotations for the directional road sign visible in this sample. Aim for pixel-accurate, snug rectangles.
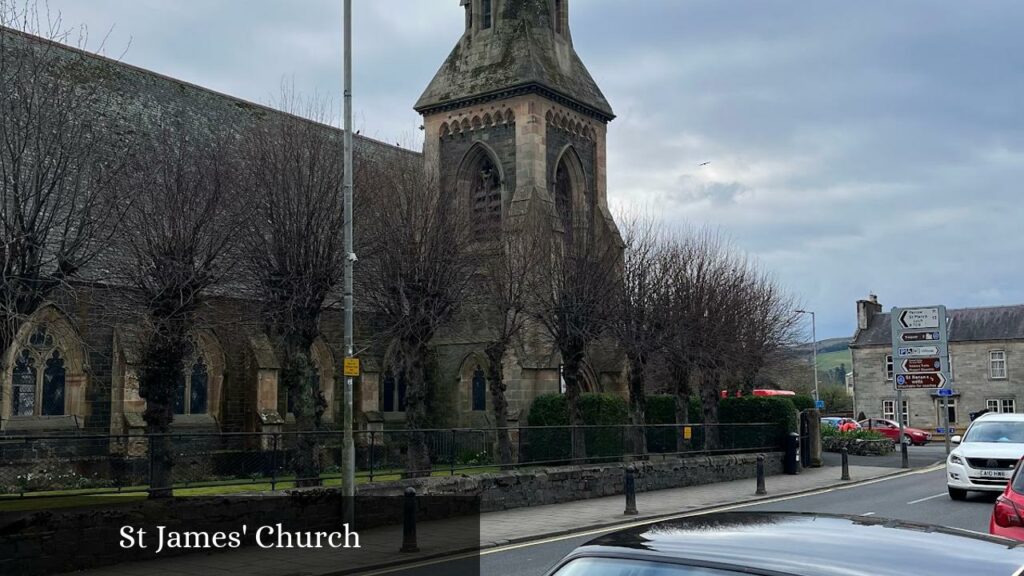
[895,373,946,389]
[902,358,942,373]
[891,305,949,391]
[897,307,940,330]
[901,331,942,342]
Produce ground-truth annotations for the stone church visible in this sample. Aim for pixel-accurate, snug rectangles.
[0,0,625,444]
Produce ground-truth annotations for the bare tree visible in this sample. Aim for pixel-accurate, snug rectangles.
[115,126,242,497]
[0,3,129,372]
[240,95,345,487]
[473,204,547,468]
[662,228,799,450]
[610,214,672,458]
[529,213,621,462]
[357,152,476,477]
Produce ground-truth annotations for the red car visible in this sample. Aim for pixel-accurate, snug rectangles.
[990,457,1024,540]
[858,418,932,446]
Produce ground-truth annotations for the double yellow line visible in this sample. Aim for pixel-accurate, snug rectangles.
[358,463,944,576]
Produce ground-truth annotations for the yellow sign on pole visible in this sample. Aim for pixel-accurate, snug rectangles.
[343,357,361,377]
[682,426,692,440]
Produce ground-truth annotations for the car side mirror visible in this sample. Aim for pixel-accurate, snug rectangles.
[951,435,962,444]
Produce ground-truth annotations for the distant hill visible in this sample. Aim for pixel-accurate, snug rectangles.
[791,337,853,380]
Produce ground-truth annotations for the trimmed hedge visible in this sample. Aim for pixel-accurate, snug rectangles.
[646,395,702,453]
[791,395,815,413]
[524,393,629,462]
[720,396,800,434]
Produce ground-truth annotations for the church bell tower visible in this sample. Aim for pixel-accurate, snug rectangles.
[416,0,616,235]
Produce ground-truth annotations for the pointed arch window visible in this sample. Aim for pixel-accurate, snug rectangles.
[471,366,486,411]
[382,370,407,413]
[481,0,492,29]
[12,327,66,416]
[471,155,502,235]
[174,339,209,415]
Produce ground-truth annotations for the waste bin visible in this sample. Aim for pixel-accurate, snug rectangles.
[784,432,801,475]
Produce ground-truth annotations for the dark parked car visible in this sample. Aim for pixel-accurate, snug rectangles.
[545,512,1024,575]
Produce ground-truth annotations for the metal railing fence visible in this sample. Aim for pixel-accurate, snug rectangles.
[0,423,784,499]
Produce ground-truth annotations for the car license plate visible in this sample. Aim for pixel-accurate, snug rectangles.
[980,470,1010,479]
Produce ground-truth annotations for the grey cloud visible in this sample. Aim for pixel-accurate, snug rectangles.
[43,0,1024,338]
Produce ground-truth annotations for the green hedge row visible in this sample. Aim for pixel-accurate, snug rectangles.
[524,393,800,461]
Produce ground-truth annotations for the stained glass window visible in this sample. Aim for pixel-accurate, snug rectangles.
[12,349,36,416]
[11,328,67,417]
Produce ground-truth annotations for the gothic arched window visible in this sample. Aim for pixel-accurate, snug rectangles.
[382,370,407,413]
[471,366,486,412]
[11,327,66,416]
[174,339,210,415]
[554,158,574,235]
[481,0,492,29]
[471,155,502,235]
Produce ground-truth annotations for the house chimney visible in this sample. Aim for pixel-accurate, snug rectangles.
[857,294,882,331]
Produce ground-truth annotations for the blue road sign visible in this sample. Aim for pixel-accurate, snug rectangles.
[815,400,826,410]
[937,388,954,397]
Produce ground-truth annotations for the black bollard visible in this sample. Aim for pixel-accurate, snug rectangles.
[841,447,851,481]
[400,487,419,553]
[755,454,767,495]
[624,465,638,515]
[900,438,909,469]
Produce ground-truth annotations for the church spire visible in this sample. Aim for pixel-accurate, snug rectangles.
[416,0,612,121]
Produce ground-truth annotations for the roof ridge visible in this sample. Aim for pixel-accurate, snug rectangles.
[0,25,422,159]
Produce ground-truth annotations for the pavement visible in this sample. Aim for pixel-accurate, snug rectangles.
[66,461,902,576]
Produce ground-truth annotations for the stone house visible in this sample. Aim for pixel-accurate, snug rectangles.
[850,295,1024,433]
[0,0,627,446]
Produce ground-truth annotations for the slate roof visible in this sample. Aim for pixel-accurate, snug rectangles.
[851,305,1024,347]
[415,0,614,121]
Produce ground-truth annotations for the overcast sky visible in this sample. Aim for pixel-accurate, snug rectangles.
[43,0,1024,340]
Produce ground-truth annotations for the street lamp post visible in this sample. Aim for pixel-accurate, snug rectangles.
[341,0,356,525]
[796,310,820,405]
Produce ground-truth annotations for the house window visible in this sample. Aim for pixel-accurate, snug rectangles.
[11,327,66,417]
[991,350,1007,379]
[481,0,492,29]
[883,399,909,426]
[935,398,957,424]
[471,366,486,411]
[885,355,893,381]
[987,398,1016,414]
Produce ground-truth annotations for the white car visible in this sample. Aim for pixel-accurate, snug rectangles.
[947,413,1024,500]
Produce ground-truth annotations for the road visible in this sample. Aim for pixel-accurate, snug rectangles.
[390,444,996,576]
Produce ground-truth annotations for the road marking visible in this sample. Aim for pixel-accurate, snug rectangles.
[358,464,947,575]
[861,512,876,516]
[908,493,947,505]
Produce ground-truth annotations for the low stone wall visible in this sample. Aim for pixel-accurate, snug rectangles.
[822,436,894,456]
[358,452,785,512]
[0,452,783,575]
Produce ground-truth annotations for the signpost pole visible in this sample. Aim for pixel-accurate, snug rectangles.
[897,388,908,468]
[943,395,951,455]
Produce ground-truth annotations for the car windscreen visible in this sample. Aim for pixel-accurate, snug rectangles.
[552,558,746,575]
[963,421,1024,443]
